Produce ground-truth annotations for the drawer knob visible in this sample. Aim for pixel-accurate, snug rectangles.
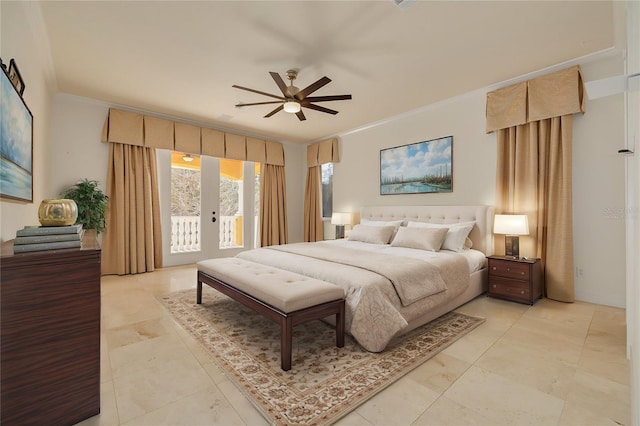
[520,290,525,294]
[492,267,496,270]
[507,267,511,272]
[492,284,496,288]
[521,272,525,275]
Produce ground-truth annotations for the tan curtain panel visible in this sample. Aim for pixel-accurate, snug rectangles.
[101,143,163,275]
[225,133,246,161]
[304,166,324,242]
[101,108,285,165]
[201,128,225,157]
[528,66,585,122]
[266,141,285,166]
[486,65,584,133]
[260,164,288,246]
[307,143,320,167]
[306,138,339,166]
[104,109,144,146]
[174,122,201,154]
[144,116,174,149]
[303,138,338,240]
[486,82,527,133]
[318,138,339,164]
[495,116,575,303]
[246,137,267,164]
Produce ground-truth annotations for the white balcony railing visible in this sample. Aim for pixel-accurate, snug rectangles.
[171,215,240,253]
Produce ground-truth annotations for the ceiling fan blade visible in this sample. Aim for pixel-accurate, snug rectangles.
[232,85,285,101]
[269,72,289,97]
[235,101,283,107]
[303,95,352,103]
[264,104,284,118]
[303,103,339,115]
[295,76,331,100]
[296,110,306,121]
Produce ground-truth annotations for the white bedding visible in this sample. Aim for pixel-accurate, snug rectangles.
[325,239,487,273]
[237,239,482,352]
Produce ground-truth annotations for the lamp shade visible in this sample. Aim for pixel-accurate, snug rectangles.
[494,214,529,235]
[331,212,353,226]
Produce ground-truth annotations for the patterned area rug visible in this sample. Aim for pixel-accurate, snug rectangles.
[159,289,484,426]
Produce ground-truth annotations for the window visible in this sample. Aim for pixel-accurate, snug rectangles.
[170,152,201,253]
[321,163,333,219]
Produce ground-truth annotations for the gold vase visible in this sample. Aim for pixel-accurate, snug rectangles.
[38,199,78,226]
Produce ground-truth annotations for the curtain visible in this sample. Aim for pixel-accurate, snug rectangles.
[304,165,324,242]
[101,143,163,275]
[304,139,338,241]
[260,164,288,246]
[495,115,574,302]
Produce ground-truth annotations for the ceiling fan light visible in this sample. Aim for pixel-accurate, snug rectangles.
[183,153,194,162]
[283,100,301,113]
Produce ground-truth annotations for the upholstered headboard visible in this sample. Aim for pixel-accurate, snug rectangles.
[360,205,494,255]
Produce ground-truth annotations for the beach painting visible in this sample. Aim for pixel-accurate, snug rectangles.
[1,65,33,202]
[380,136,452,195]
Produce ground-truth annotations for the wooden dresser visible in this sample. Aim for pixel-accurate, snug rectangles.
[487,255,542,305]
[0,234,101,425]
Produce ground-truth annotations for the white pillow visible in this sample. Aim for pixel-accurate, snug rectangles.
[360,219,404,228]
[391,226,448,251]
[360,219,404,239]
[348,224,396,244]
[407,221,475,252]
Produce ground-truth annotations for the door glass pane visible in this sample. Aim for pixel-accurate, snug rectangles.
[254,163,261,247]
[220,158,243,249]
[321,163,333,218]
[170,152,201,253]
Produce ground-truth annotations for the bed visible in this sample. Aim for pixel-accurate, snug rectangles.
[236,205,494,352]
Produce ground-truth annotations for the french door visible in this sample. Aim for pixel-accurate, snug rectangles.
[158,150,260,267]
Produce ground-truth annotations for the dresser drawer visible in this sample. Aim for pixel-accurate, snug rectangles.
[489,276,530,301]
[489,259,530,280]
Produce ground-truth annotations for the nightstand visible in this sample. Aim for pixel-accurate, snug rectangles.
[487,255,542,305]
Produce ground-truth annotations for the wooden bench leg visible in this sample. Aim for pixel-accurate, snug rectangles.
[281,317,293,371]
[196,281,203,304]
[336,301,345,348]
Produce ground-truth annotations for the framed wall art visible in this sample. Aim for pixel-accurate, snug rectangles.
[380,136,452,195]
[1,62,33,202]
[7,59,25,96]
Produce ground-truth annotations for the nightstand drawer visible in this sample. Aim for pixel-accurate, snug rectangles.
[489,259,530,280]
[489,276,530,301]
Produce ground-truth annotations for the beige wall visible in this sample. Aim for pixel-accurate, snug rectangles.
[0,2,54,241]
[334,54,627,308]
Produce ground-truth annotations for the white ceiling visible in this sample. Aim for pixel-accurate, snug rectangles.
[38,1,614,144]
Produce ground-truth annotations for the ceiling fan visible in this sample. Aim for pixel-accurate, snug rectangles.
[232,70,352,121]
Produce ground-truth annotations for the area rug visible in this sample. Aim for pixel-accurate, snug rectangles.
[159,289,484,425]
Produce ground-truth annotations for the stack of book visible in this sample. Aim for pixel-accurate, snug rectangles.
[13,224,84,253]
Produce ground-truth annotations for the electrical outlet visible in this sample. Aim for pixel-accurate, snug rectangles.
[575,267,584,278]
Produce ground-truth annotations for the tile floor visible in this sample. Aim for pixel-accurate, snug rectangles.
[78,264,631,426]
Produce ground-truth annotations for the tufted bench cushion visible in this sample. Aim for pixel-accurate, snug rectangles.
[197,258,345,313]
[196,257,346,371]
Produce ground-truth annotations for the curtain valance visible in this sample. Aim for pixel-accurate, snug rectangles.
[101,108,285,166]
[306,138,339,167]
[486,66,585,133]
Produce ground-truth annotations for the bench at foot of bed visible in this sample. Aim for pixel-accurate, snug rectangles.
[197,258,346,371]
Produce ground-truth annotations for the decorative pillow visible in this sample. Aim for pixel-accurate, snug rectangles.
[407,221,475,252]
[390,226,448,251]
[360,219,404,228]
[348,224,396,245]
[360,219,404,239]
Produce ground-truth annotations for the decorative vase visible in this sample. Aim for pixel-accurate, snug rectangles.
[38,199,78,226]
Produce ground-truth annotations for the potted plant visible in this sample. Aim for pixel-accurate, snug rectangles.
[59,179,108,234]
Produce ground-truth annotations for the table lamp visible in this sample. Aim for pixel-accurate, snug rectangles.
[493,214,529,258]
[331,212,353,239]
